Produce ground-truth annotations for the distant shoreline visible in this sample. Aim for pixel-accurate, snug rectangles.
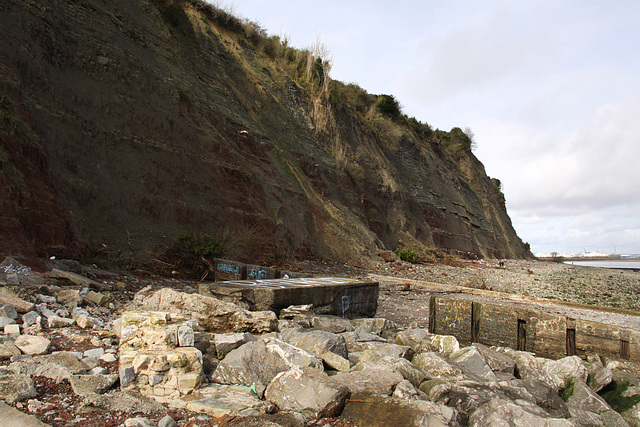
[537,256,640,261]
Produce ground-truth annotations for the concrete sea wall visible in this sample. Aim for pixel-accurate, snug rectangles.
[429,294,640,362]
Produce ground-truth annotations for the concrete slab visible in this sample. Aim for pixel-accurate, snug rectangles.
[200,278,379,318]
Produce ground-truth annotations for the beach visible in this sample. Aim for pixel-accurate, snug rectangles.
[302,258,640,328]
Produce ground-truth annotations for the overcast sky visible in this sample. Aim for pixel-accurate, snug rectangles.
[222,0,640,255]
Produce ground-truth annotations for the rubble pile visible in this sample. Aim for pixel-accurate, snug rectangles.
[0,258,639,426]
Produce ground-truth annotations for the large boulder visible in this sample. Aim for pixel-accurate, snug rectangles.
[14,334,51,355]
[213,332,256,359]
[449,346,498,382]
[499,349,556,389]
[211,337,322,397]
[180,383,275,418]
[394,329,432,351]
[468,397,574,427]
[341,394,462,427]
[309,315,354,334]
[585,354,613,393]
[341,331,387,353]
[563,378,613,414]
[69,374,119,396]
[416,334,460,358]
[542,355,588,389]
[265,366,350,419]
[281,328,348,359]
[332,361,404,396]
[358,343,414,362]
[350,318,396,335]
[513,378,570,419]
[472,342,516,374]
[128,287,278,334]
[411,352,469,382]
[378,356,431,388]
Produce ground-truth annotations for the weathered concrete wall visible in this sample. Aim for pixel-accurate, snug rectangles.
[430,294,639,362]
[200,278,379,319]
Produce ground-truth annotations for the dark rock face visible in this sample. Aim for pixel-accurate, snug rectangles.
[0,0,531,267]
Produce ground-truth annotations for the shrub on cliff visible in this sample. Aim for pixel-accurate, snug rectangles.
[395,246,418,263]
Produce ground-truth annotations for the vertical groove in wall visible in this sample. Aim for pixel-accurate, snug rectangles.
[471,302,480,343]
[566,317,576,356]
[517,319,527,351]
[429,295,436,334]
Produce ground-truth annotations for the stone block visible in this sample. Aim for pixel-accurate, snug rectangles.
[266,366,350,418]
[0,296,34,313]
[178,325,194,347]
[50,268,108,290]
[86,291,110,306]
[177,372,202,392]
[48,315,75,328]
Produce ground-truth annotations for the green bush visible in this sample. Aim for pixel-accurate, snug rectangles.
[376,94,402,120]
[395,246,418,263]
[193,234,227,258]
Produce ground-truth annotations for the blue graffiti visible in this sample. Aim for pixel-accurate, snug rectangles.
[248,268,269,280]
[217,263,240,274]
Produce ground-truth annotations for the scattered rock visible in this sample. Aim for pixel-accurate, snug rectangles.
[8,351,87,381]
[0,304,19,320]
[50,268,109,290]
[0,400,51,426]
[14,334,51,355]
[0,374,37,403]
[69,373,119,396]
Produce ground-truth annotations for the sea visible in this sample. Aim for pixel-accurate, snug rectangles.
[563,259,640,271]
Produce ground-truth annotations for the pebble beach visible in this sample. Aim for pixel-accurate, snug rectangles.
[304,258,640,318]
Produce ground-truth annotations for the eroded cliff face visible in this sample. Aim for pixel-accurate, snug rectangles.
[0,0,531,268]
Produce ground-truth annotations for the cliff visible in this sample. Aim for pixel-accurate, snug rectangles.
[0,0,531,269]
